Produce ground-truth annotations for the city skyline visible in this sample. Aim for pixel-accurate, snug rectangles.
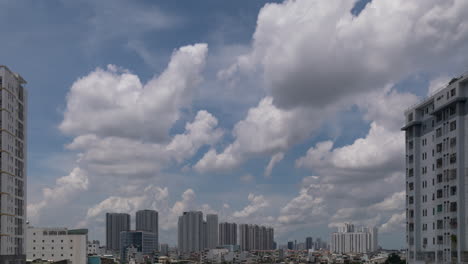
[2,0,468,250]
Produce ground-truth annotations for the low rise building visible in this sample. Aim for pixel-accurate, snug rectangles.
[26,225,87,264]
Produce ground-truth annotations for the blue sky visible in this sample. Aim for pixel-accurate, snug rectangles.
[3,0,468,249]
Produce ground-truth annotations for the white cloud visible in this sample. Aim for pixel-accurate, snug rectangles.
[28,168,89,222]
[224,0,468,109]
[60,43,208,142]
[233,193,269,218]
[264,152,284,178]
[194,97,329,172]
[427,75,451,95]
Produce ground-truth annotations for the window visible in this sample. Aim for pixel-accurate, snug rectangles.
[437,204,443,212]
[409,196,414,204]
[437,189,443,198]
[437,220,443,229]
[450,169,457,180]
[451,88,456,96]
[450,153,457,164]
[436,128,442,137]
[408,141,414,150]
[450,121,456,131]
[437,158,443,168]
[450,202,457,212]
[408,113,414,122]
[437,174,443,183]
[436,143,442,152]
[449,106,456,115]
[409,155,414,164]
[409,182,414,191]
[450,137,456,147]
[451,186,457,196]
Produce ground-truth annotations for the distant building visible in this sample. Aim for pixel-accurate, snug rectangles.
[120,231,158,261]
[206,214,218,249]
[287,241,294,250]
[219,222,237,246]
[106,213,130,251]
[0,66,28,264]
[135,210,158,247]
[87,240,101,255]
[239,224,274,251]
[306,237,313,250]
[159,244,169,256]
[177,211,204,254]
[26,225,87,264]
[330,223,378,254]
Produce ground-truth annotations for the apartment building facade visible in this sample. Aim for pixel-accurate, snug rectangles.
[0,66,27,264]
[403,74,468,263]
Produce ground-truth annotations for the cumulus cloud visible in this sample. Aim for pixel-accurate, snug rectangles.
[224,0,468,109]
[194,97,330,172]
[82,187,198,232]
[233,193,269,218]
[66,110,222,177]
[264,152,284,178]
[28,168,89,222]
[60,43,208,141]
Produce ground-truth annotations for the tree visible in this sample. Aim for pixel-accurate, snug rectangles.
[384,253,405,264]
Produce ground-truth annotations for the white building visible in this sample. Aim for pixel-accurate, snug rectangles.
[330,223,378,254]
[87,240,102,255]
[26,225,87,264]
[403,74,468,263]
[0,66,27,264]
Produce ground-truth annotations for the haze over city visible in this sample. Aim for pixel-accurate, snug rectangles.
[1,0,468,263]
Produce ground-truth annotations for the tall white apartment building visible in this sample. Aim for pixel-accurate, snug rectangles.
[0,66,27,264]
[330,223,378,254]
[403,74,468,263]
[26,225,87,264]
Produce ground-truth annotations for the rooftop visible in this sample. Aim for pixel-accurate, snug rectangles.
[0,65,27,84]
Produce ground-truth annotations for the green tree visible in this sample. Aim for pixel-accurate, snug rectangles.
[384,253,405,264]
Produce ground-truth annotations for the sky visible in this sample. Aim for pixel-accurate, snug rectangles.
[2,0,468,249]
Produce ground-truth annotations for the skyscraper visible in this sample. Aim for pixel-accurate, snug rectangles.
[0,66,27,264]
[177,211,204,254]
[402,74,468,263]
[219,222,237,246]
[306,237,313,250]
[136,210,158,247]
[206,214,218,249]
[106,213,130,251]
[238,224,274,251]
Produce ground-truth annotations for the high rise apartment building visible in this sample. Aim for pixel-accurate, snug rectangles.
[106,213,130,251]
[0,66,27,264]
[206,214,218,249]
[403,75,468,263]
[135,210,158,247]
[219,222,237,246]
[238,224,274,251]
[305,237,313,250]
[177,211,204,254]
[330,223,378,254]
